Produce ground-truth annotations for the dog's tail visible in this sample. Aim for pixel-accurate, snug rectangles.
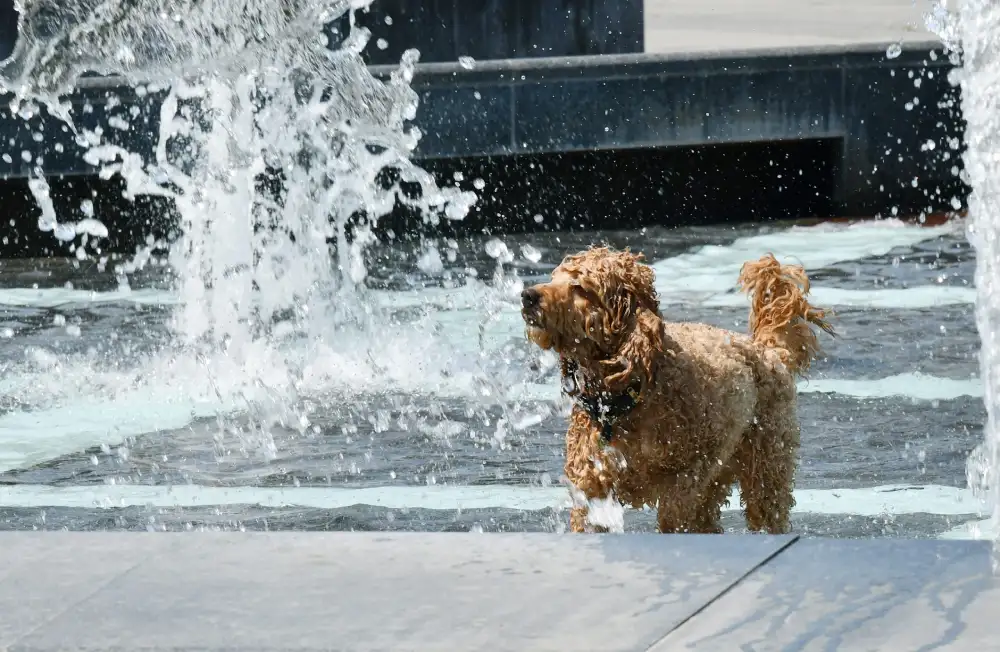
[738,253,835,375]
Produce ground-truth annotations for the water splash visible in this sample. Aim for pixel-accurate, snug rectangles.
[926,0,1000,567]
[0,0,484,459]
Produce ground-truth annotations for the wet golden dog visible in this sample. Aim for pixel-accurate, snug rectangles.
[520,247,834,534]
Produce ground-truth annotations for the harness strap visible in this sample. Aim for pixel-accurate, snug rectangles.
[561,359,642,444]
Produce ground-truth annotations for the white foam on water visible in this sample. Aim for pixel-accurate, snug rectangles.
[0,483,987,518]
[651,219,961,300]
[798,373,983,401]
[940,516,999,540]
[0,396,219,472]
[0,287,178,308]
[0,282,977,313]
[699,285,976,310]
[498,373,985,404]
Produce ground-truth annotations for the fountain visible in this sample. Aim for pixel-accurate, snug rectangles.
[0,0,501,463]
[928,0,1000,567]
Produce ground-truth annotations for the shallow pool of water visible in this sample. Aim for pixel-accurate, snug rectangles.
[0,217,986,538]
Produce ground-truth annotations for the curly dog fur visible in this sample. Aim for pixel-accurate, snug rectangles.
[520,247,834,534]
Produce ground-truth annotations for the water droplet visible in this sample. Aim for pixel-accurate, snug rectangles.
[485,238,513,263]
[417,245,444,274]
[886,42,902,59]
[458,56,476,69]
[521,243,541,263]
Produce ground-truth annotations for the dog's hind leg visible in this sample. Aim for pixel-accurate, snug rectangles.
[735,397,800,534]
[656,469,734,534]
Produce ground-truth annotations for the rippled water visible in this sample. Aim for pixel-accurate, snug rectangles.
[0,216,986,538]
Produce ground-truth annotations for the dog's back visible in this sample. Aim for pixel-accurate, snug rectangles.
[737,253,836,375]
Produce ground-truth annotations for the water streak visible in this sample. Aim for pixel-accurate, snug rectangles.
[0,0,481,460]
[927,0,1000,567]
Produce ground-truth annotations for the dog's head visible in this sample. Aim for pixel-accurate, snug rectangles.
[520,246,660,361]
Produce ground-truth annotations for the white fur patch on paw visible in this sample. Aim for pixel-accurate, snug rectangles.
[586,493,625,533]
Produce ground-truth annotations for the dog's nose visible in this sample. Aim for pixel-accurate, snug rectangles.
[521,287,541,310]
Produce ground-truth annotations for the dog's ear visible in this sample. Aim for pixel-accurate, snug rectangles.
[602,287,634,336]
[601,307,663,393]
[625,259,659,314]
[614,249,659,315]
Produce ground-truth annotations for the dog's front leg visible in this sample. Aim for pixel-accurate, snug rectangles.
[564,409,615,533]
[569,507,604,533]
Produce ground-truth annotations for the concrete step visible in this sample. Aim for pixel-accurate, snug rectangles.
[0,532,996,650]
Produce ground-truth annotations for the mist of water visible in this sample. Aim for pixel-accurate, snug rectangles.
[927,0,1000,566]
[0,0,493,459]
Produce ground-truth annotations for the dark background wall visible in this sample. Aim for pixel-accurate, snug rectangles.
[0,1,969,259]
[330,0,644,64]
[0,0,643,67]
[0,0,16,61]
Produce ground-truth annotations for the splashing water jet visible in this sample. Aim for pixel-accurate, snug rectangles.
[928,0,1000,567]
[0,0,480,456]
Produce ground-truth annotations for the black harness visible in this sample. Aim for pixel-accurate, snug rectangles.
[561,359,643,444]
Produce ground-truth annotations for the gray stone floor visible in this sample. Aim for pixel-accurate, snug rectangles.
[0,532,997,651]
[645,0,939,53]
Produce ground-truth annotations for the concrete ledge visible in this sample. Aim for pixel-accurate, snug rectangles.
[339,0,644,65]
[0,532,997,650]
[373,39,954,159]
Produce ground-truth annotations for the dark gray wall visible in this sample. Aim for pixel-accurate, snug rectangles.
[0,0,644,68]
[335,0,644,64]
[377,42,965,218]
[0,0,16,61]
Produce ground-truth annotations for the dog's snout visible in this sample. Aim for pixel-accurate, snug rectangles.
[521,287,541,310]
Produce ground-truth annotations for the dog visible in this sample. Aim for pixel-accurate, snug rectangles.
[520,246,834,534]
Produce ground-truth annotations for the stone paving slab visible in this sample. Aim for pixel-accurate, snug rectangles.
[655,538,1000,651]
[3,533,1000,650]
[644,0,940,54]
[1,532,795,651]
[0,533,178,649]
